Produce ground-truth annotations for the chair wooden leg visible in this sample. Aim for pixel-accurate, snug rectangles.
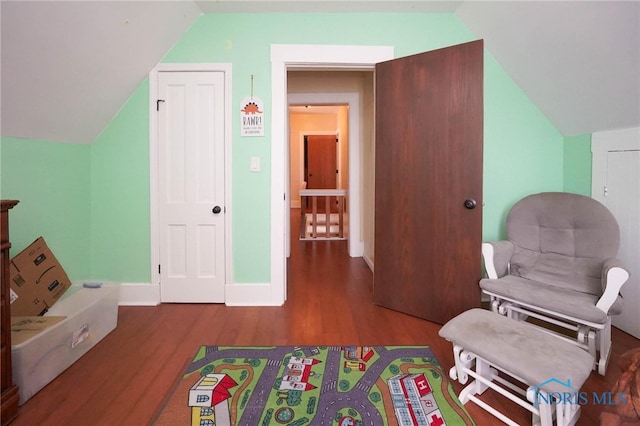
[597,319,612,375]
[490,297,501,313]
[536,392,554,426]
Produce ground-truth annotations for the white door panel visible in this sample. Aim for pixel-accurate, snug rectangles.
[606,150,640,338]
[158,71,225,303]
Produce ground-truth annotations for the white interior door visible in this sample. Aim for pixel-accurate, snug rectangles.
[157,71,226,303]
[605,150,640,338]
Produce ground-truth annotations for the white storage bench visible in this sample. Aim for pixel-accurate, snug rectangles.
[439,309,593,426]
[12,284,119,404]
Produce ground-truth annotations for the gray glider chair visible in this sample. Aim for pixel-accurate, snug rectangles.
[480,192,629,375]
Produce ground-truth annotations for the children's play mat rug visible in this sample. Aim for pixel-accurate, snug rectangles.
[153,345,475,425]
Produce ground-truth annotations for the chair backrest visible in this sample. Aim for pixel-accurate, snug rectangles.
[506,192,620,296]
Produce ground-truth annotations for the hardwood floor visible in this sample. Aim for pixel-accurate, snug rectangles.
[10,211,639,425]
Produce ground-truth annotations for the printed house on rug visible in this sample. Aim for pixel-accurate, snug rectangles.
[188,373,238,426]
[388,373,445,426]
[279,356,320,391]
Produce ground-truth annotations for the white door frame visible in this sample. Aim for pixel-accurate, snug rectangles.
[271,45,394,305]
[149,63,233,296]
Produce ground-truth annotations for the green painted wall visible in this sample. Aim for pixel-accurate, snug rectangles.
[161,13,480,282]
[0,137,91,279]
[160,12,564,274]
[1,12,570,285]
[483,54,564,240]
[90,82,151,282]
[563,134,592,196]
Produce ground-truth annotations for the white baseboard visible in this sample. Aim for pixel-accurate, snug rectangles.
[71,281,160,306]
[225,282,285,306]
[118,283,160,306]
[363,253,374,272]
[72,281,286,307]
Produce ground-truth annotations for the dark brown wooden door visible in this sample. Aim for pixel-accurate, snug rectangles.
[305,134,337,210]
[373,40,483,324]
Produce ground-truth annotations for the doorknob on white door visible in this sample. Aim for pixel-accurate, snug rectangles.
[212,206,222,214]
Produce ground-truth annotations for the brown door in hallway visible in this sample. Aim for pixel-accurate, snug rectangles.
[373,40,484,324]
[305,134,338,211]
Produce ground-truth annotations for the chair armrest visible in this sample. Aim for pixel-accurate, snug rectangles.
[596,258,630,313]
[482,241,515,279]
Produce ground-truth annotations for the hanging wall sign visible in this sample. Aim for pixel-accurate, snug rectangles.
[240,96,264,137]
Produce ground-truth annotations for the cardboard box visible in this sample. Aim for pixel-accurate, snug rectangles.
[9,263,48,316]
[9,237,72,316]
[11,316,67,346]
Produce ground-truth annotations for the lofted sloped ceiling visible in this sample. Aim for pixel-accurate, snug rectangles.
[0,1,202,144]
[1,1,638,144]
[457,1,640,136]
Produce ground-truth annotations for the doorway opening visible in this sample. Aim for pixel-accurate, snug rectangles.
[287,71,373,254]
[270,44,394,305]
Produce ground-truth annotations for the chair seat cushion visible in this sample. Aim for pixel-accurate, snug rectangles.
[506,193,621,298]
[439,309,594,394]
[480,275,622,324]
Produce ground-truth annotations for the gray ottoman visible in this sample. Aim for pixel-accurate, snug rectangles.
[439,309,593,426]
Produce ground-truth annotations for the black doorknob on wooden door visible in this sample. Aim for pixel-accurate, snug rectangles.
[464,199,477,209]
[212,206,222,214]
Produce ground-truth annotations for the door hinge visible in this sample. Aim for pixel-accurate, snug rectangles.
[158,264,161,274]
[156,99,165,111]
[604,185,608,197]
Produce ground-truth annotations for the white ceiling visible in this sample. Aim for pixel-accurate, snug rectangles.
[1,1,638,143]
[0,1,202,144]
[457,1,640,136]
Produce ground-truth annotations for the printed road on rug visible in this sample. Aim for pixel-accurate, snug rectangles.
[154,345,475,426]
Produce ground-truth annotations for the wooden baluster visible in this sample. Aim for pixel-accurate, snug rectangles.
[300,194,307,239]
[312,196,318,238]
[338,195,344,238]
[325,196,331,238]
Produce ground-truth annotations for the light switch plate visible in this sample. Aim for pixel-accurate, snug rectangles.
[250,156,260,172]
